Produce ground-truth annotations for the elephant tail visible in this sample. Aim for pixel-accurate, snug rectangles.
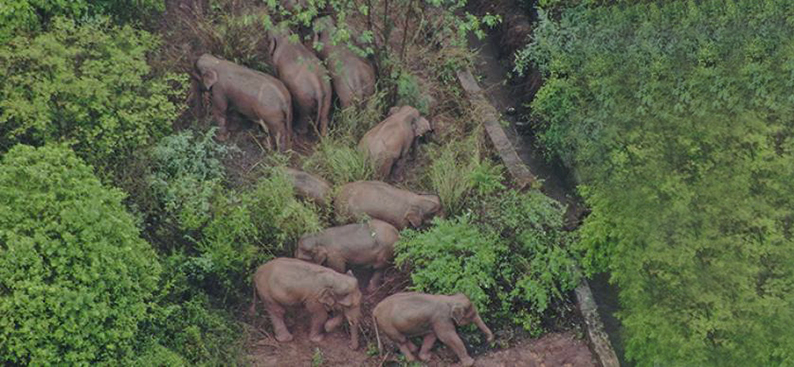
[372,314,382,356]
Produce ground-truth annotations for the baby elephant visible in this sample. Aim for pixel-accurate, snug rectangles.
[251,258,362,350]
[284,168,331,206]
[334,181,442,230]
[296,219,399,293]
[374,292,494,367]
[359,106,432,179]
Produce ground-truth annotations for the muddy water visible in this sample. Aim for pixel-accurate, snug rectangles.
[467,32,632,366]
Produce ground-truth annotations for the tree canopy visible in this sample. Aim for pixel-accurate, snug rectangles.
[524,0,794,365]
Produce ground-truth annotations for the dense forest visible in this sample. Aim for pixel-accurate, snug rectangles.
[1,0,793,366]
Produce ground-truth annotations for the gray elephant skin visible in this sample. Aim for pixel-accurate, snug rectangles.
[374,292,494,367]
[313,17,377,109]
[251,257,362,349]
[296,219,399,292]
[268,30,332,137]
[195,54,292,150]
[284,168,331,206]
[334,181,441,229]
[359,106,432,179]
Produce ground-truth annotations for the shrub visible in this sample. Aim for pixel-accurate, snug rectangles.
[195,166,322,300]
[0,144,160,365]
[0,17,185,175]
[397,189,578,335]
[148,128,233,233]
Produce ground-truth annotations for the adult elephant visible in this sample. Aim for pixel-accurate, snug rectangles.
[194,54,292,150]
[296,219,398,292]
[359,106,432,179]
[312,17,376,109]
[334,181,441,229]
[251,258,362,349]
[373,292,494,367]
[267,29,332,137]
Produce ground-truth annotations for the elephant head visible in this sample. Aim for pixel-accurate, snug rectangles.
[296,236,328,265]
[196,54,220,91]
[448,293,494,343]
[411,114,432,138]
[319,271,362,349]
[404,194,442,227]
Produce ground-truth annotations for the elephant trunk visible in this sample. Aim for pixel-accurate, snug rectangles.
[345,306,361,350]
[473,314,494,343]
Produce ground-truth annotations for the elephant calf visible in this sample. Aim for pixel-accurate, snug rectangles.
[194,54,292,150]
[334,181,442,230]
[374,292,494,367]
[359,106,432,180]
[251,258,362,350]
[296,219,399,292]
[284,168,331,206]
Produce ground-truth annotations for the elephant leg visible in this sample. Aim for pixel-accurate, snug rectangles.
[306,301,329,343]
[263,299,293,342]
[324,314,344,333]
[434,322,474,367]
[211,96,230,141]
[295,104,311,135]
[418,333,437,361]
[367,268,384,293]
[381,324,418,360]
[255,119,273,151]
[392,156,408,182]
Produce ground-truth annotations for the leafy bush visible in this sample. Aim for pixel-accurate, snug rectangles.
[0,17,185,174]
[148,128,233,232]
[0,144,160,365]
[194,167,322,300]
[525,0,794,365]
[397,189,578,335]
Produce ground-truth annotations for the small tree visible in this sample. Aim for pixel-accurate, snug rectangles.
[0,144,161,365]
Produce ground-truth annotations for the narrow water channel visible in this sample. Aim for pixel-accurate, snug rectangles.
[467,31,633,367]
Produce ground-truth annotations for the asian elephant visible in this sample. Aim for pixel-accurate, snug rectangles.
[373,292,494,367]
[251,258,362,349]
[296,219,399,293]
[312,17,376,109]
[359,106,432,179]
[284,168,331,206]
[267,30,332,137]
[194,54,292,150]
[334,181,441,229]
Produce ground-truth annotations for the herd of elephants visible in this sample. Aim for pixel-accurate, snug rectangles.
[192,9,494,367]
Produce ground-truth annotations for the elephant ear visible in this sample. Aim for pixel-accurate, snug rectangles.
[201,69,218,90]
[450,303,466,325]
[316,246,329,265]
[403,205,423,228]
[319,288,336,308]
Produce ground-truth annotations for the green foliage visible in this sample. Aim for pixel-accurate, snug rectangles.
[395,72,430,115]
[148,128,233,232]
[195,166,322,300]
[0,0,165,42]
[526,0,794,365]
[397,215,504,320]
[397,189,578,335]
[302,135,373,187]
[0,144,160,365]
[425,133,505,216]
[0,17,185,174]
